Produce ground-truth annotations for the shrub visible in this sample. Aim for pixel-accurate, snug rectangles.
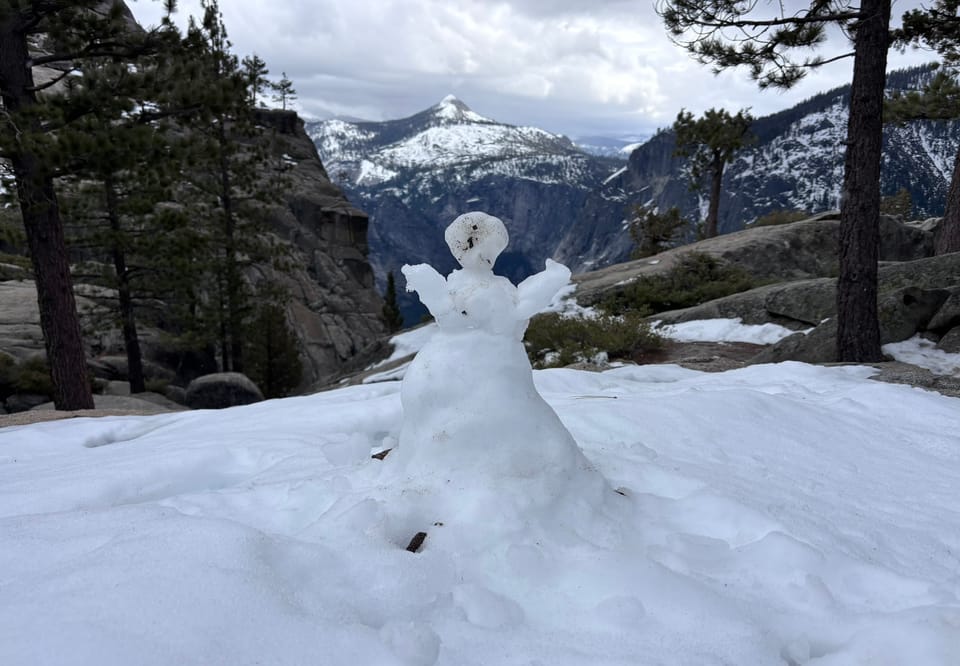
[524,311,662,368]
[244,303,303,398]
[752,209,810,227]
[629,204,688,259]
[880,187,912,218]
[600,252,755,315]
[12,356,55,396]
[145,378,170,394]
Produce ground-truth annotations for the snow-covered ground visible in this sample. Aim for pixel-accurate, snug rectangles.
[3,319,960,665]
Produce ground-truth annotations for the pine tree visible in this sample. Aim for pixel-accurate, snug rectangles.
[57,41,197,394]
[382,271,404,332]
[177,0,290,373]
[244,300,302,398]
[271,72,297,111]
[672,108,754,238]
[0,0,176,409]
[629,205,687,258]
[658,0,891,363]
[241,54,269,107]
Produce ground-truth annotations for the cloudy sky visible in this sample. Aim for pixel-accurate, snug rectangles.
[130,0,934,140]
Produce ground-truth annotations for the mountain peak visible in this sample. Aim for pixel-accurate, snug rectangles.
[432,95,491,124]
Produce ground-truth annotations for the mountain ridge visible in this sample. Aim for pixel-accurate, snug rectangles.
[308,66,959,324]
[306,97,627,323]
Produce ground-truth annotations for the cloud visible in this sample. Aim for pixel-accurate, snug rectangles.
[130,0,936,138]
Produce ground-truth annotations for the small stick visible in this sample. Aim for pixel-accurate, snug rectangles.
[405,531,427,553]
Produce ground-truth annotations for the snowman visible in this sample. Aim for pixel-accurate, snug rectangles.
[390,212,608,531]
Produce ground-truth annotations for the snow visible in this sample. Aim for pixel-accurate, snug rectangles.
[356,158,398,185]
[602,165,627,185]
[434,95,492,124]
[5,273,960,666]
[655,317,805,345]
[375,324,439,367]
[4,363,960,664]
[884,335,960,376]
[376,123,562,170]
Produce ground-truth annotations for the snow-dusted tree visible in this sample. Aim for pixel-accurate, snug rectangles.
[271,72,297,110]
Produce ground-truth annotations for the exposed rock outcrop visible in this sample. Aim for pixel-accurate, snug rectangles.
[574,213,933,306]
[185,372,264,410]
[250,109,385,387]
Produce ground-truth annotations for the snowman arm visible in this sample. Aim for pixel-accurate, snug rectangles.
[401,263,452,317]
[516,259,571,320]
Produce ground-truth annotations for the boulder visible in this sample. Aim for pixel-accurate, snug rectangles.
[185,372,264,410]
[926,288,960,333]
[751,319,837,365]
[5,393,49,414]
[877,287,950,343]
[937,326,960,353]
[761,278,837,326]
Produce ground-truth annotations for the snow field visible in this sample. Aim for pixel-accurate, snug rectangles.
[3,360,960,664]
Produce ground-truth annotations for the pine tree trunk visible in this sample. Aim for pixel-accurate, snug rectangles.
[1,18,94,410]
[217,122,244,373]
[105,175,146,394]
[836,0,890,363]
[705,152,723,239]
[935,147,960,255]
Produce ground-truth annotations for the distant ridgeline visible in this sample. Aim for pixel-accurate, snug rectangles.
[573,64,958,264]
[310,66,959,324]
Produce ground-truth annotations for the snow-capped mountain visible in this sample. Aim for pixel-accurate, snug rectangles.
[307,96,627,323]
[309,67,959,316]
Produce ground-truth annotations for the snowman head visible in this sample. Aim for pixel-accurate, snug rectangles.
[444,212,509,271]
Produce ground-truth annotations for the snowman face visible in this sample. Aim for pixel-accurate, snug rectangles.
[444,212,509,270]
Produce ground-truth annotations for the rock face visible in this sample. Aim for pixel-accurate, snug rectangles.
[0,111,385,393]
[250,109,385,387]
[574,213,933,306]
[185,372,264,410]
